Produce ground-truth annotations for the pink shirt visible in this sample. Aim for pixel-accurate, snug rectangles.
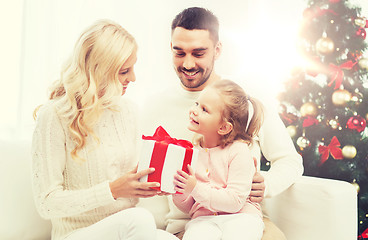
[173,141,262,219]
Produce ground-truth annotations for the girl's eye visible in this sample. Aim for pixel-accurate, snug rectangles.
[202,107,207,112]
[119,70,129,75]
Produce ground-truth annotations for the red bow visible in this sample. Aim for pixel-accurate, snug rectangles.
[359,228,368,239]
[318,136,343,165]
[142,126,193,149]
[328,61,357,89]
[303,116,319,127]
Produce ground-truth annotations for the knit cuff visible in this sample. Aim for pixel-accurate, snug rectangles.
[94,181,116,205]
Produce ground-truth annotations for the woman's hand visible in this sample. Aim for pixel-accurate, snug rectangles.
[109,166,160,199]
[174,165,197,195]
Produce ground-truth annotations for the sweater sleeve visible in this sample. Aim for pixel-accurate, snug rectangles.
[191,144,254,213]
[31,103,115,219]
[172,193,195,215]
[259,106,304,198]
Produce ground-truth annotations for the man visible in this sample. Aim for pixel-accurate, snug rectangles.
[142,7,303,240]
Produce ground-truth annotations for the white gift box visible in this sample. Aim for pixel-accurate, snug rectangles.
[138,128,198,193]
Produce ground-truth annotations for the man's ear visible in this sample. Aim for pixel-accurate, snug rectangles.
[214,41,222,60]
[218,121,233,136]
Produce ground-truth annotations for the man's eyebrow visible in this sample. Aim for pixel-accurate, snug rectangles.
[172,46,208,51]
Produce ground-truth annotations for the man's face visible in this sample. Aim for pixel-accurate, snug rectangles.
[171,27,221,91]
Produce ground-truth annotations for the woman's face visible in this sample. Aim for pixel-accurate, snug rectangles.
[118,51,137,95]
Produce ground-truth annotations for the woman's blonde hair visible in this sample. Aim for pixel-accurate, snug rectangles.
[195,80,264,148]
[35,19,137,161]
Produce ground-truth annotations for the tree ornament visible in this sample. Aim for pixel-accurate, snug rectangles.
[356,27,367,40]
[350,91,363,105]
[328,118,340,129]
[297,136,311,150]
[329,0,340,3]
[351,182,360,194]
[358,58,368,70]
[316,36,335,55]
[355,17,367,28]
[332,89,351,106]
[286,125,297,138]
[346,115,367,132]
[318,136,343,165]
[366,113,368,121]
[342,145,357,159]
[300,102,318,117]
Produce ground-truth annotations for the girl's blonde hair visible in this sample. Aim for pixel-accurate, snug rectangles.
[196,79,264,148]
[35,19,137,161]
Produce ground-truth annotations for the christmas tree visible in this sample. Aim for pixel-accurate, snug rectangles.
[276,0,368,237]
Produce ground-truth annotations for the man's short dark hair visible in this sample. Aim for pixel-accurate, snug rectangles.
[171,7,219,43]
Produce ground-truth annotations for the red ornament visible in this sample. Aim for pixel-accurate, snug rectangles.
[356,27,367,39]
[329,0,340,3]
[346,115,367,132]
[318,136,343,165]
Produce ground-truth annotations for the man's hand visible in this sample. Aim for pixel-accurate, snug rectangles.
[174,165,197,195]
[109,165,160,199]
[250,157,265,203]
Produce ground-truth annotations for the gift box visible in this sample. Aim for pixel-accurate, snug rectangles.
[138,126,198,193]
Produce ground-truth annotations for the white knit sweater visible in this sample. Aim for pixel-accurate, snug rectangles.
[31,97,139,240]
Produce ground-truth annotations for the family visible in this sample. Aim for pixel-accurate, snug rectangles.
[31,7,303,240]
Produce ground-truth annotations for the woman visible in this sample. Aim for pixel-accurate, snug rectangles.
[32,19,178,240]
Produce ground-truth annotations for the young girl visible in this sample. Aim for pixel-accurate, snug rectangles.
[32,20,178,240]
[173,79,265,240]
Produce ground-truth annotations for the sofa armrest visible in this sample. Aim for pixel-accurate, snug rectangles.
[0,139,52,240]
[262,175,357,240]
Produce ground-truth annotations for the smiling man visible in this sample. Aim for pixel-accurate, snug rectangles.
[142,7,303,240]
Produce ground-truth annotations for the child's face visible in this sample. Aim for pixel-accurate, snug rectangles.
[188,87,225,138]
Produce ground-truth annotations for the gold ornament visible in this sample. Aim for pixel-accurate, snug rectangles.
[358,58,368,70]
[332,89,351,106]
[342,145,357,159]
[350,91,363,105]
[286,125,297,138]
[328,118,339,129]
[351,182,360,194]
[316,37,334,55]
[300,102,318,117]
[296,136,311,149]
[366,113,368,121]
[355,17,367,28]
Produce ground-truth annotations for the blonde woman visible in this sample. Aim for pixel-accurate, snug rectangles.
[32,20,178,240]
[173,80,265,240]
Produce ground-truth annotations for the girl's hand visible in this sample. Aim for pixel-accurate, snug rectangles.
[109,165,160,199]
[174,165,197,195]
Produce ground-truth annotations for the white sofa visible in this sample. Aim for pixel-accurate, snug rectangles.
[0,138,357,240]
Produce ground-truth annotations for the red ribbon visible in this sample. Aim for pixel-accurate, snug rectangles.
[303,116,319,127]
[142,126,193,148]
[142,126,194,191]
[328,61,357,89]
[318,136,343,165]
